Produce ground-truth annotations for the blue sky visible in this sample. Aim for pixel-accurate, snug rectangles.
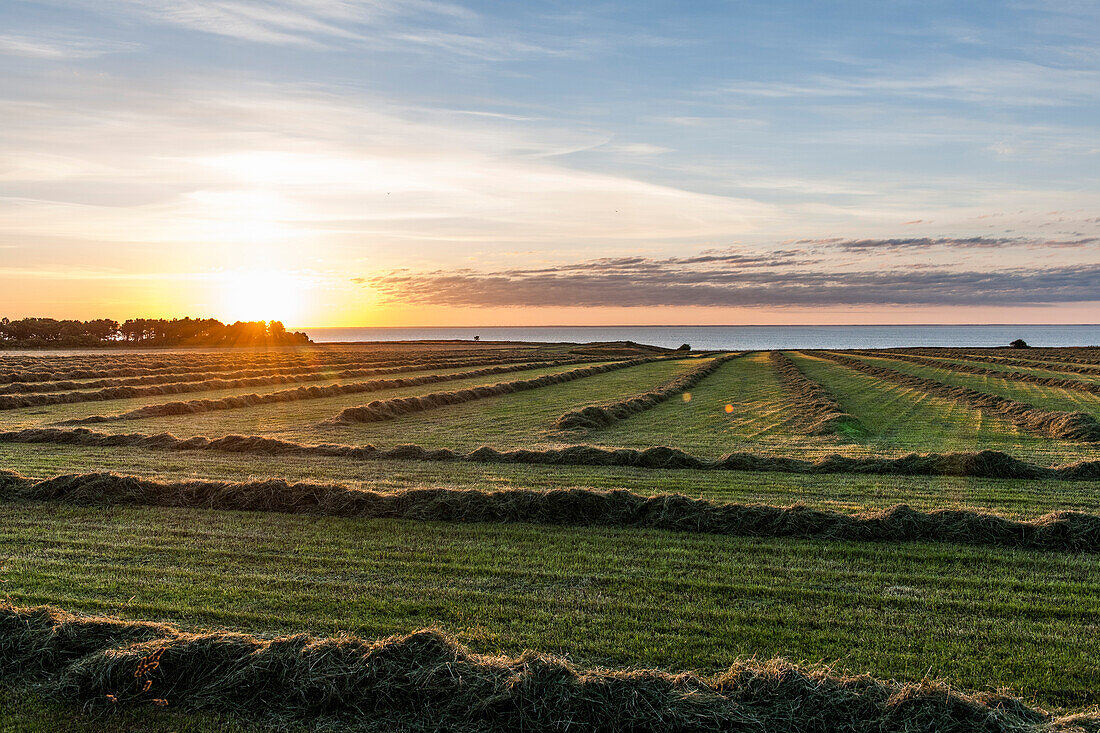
[0,0,1097,325]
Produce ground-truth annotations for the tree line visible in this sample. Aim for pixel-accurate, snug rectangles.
[0,317,312,347]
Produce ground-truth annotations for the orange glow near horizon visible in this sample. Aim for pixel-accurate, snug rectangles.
[2,273,1099,328]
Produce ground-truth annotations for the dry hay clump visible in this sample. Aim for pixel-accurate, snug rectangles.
[848,351,1100,395]
[4,469,1100,552]
[57,358,595,424]
[4,427,1100,481]
[330,357,664,425]
[555,353,742,431]
[2,603,1092,732]
[768,351,864,436]
[817,352,1100,442]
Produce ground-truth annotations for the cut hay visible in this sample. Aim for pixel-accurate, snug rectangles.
[3,427,1098,481]
[329,357,667,425]
[817,352,1100,442]
[769,351,865,436]
[888,347,1100,368]
[55,358,599,423]
[889,350,1100,377]
[0,353,551,396]
[0,347,551,385]
[3,469,1100,551]
[849,351,1100,395]
[0,603,1092,731]
[554,353,741,431]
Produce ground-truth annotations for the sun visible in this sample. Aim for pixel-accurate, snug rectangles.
[220,271,305,325]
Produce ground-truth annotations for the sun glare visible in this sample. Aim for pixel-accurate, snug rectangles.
[220,271,305,325]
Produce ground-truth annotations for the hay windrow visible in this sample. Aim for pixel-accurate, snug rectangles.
[4,427,1098,481]
[848,351,1100,395]
[816,352,1100,443]
[329,357,668,425]
[554,353,742,432]
[0,347,550,385]
[887,348,1100,368]
[54,358,600,423]
[769,351,865,436]
[3,469,1100,551]
[0,353,550,396]
[0,603,1091,732]
[889,350,1100,377]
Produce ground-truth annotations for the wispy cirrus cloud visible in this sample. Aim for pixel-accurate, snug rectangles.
[713,60,1100,107]
[67,0,469,48]
[791,236,1100,251]
[0,33,140,58]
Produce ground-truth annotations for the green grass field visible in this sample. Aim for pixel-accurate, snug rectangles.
[849,353,1100,419]
[317,356,705,448]
[915,353,1100,384]
[3,501,1098,709]
[2,342,1099,729]
[589,351,838,457]
[45,360,619,437]
[784,351,1097,463]
[1,360,591,430]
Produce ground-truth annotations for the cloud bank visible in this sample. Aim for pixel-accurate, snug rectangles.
[361,248,1100,308]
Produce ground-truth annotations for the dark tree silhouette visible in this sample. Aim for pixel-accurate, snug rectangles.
[0,317,311,347]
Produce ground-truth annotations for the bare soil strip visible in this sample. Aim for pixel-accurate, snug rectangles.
[817,352,1100,442]
[1,603,1092,732]
[4,427,1098,480]
[769,351,864,435]
[329,357,668,425]
[554,353,741,431]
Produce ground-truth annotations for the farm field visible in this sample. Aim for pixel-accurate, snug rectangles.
[844,352,1100,419]
[2,341,1099,731]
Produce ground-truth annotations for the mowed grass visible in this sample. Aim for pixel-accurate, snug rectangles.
[21,361,615,438]
[915,354,1100,384]
[0,360,570,430]
[1,502,1098,710]
[305,357,707,449]
[4,442,1100,518]
[589,352,841,458]
[0,688,269,733]
[851,353,1100,419]
[786,352,1096,464]
[963,352,1100,371]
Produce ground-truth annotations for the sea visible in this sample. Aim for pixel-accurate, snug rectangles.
[303,325,1100,351]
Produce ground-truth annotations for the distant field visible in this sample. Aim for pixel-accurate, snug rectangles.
[848,352,1100,419]
[2,341,1099,730]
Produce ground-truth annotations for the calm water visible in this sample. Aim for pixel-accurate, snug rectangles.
[304,325,1100,351]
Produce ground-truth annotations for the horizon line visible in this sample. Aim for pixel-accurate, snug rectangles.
[296,323,1100,329]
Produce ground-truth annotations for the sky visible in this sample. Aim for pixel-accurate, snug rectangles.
[0,0,1098,327]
